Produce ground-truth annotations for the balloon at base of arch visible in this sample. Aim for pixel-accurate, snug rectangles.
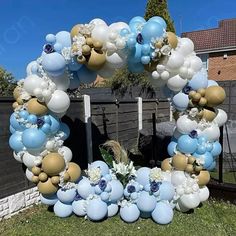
[9,15,227,224]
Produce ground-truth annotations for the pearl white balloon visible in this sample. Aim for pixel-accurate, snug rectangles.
[176,115,198,134]
[89,18,107,26]
[13,151,23,163]
[108,22,129,34]
[58,146,73,162]
[198,124,220,142]
[173,127,182,139]
[178,38,194,56]
[50,73,70,91]
[199,186,210,202]
[23,74,43,95]
[187,68,195,79]
[115,38,126,50]
[26,61,38,76]
[152,71,160,80]
[25,168,34,182]
[166,52,184,70]
[106,52,126,69]
[167,75,188,92]
[179,66,188,78]
[190,56,202,72]
[179,193,200,209]
[46,90,70,113]
[92,24,109,43]
[22,152,42,169]
[214,109,228,127]
[175,200,190,212]
[160,71,170,80]
[171,171,187,187]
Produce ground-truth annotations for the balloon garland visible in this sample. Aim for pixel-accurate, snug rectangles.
[9,15,227,224]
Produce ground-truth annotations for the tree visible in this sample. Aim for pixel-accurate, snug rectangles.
[0,67,16,97]
[144,0,176,33]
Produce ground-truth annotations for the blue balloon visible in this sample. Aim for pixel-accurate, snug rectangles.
[159,181,175,201]
[10,125,16,134]
[49,115,60,134]
[198,136,207,145]
[40,193,58,205]
[127,37,136,49]
[129,16,146,25]
[42,52,66,76]
[137,191,156,213]
[22,128,46,149]
[45,34,56,44]
[136,167,150,187]
[141,44,151,55]
[68,57,82,71]
[60,122,70,140]
[54,201,73,218]
[57,188,77,204]
[41,123,51,134]
[141,21,164,43]
[193,152,213,169]
[77,178,94,199]
[55,31,71,48]
[107,203,119,217]
[31,64,39,74]
[43,115,52,125]
[177,135,198,154]
[120,204,140,223]
[207,80,219,87]
[87,199,108,221]
[152,202,173,224]
[101,192,109,202]
[95,185,103,195]
[131,192,138,200]
[27,114,37,124]
[77,66,97,84]
[206,143,213,152]
[211,141,222,156]
[167,141,177,156]
[120,28,130,37]
[196,145,207,155]
[188,71,208,90]
[148,16,167,29]
[141,55,150,64]
[129,16,146,34]
[10,113,24,131]
[90,161,109,176]
[129,43,143,63]
[172,93,189,111]
[9,131,24,152]
[53,43,63,52]
[208,161,216,171]
[72,199,87,216]
[109,180,124,202]
[19,110,29,119]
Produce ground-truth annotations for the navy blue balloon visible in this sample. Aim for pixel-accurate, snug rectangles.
[177,135,198,154]
[22,128,46,149]
[9,131,24,152]
[211,141,222,156]
[167,141,177,156]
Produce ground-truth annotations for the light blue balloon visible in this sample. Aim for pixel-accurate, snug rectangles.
[49,115,60,134]
[172,93,189,111]
[207,80,219,87]
[193,151,213,169]
[159,181,175,201]
[43,115,52,125]
[55,31,71,48]
[206,143,213,152]
[177,135,198,154]
[45,34,56,44]
[57,188,77,204]
[141,21,164,43]
[9,131,24,152]
[68,57,82,71]
[211,141,222,156]
[208,161,216,171]
[41,123,51,134]
[137,191,156,213]
[22,128,46,149]
[109,180,124,202]
[95,185,103,195]
[60,122,70,140]
[141,44,151,55]
[128,61,144,73]
[77,66,97,84]
[120,204,140,223]
[141,55,150,64]
[42,52,66,76]
[90,161,109,176]
[104,183,112,193]
[31,64,39,74]
[148,16,167,29]
[120,28,130,37]
[53,43,63,52]
[152,202,174,224]
[127,37,136,49]
[54,201,73,218]
[72,199,87,216]
[129,43,142,63]
[40,193,58,205]
[77,178,94,199]
[167,141,177,156]
[10,113,24,131]
[27,114,37,124]
[129,17,146,34]
[196,145,207,155]
[107,203,119,217]
[129,16,146,25]
[131,192,138,200]
[19,110,29,119]
[10,125,16,134]
[198,136,207,145]
[87,199,108,221]
[101,192,109,202]
[136,167,150,187]
[188,71,208,90]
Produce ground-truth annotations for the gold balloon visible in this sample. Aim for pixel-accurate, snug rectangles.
[37,178,58,195]
[77,55,86,64]
[39,172,48,182]
[32,176,39,184]
[197,88,206,97]
[161,158,172,171]
[155,41,162,49]
[13,87,21,100]
[198,97,207,106]
[27,98,48,116]
[192,92,201,102]
[188,156,196,164]
[172,154,188,171]
[86,49,106,71]
[12,102,19,109]
[82,45,91,56]
[194,165,203,173]
[16,97,24,105]
[41,153,65,176]
[202,107,216,122]
[51,176,60,185]
[67,162,81,182]
[71,24,80,38]
[196,170,210,187]
[32,166,41,176]
[63,172,70,182]
[86,37,94,47]
[188,90,196,99]
[185,164,194,174]
[205,86,226,107]
[93,40,103,51]
[167,32,178,49]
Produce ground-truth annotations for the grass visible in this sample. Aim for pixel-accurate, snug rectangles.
[210,171,236,184]
[0,200,236,236]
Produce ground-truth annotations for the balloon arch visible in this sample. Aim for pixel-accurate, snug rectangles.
[9,16,227,224]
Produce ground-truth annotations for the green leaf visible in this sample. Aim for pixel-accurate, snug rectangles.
[99,147,114,168]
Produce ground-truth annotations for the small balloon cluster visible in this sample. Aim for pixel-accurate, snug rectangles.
[9,15,227,224]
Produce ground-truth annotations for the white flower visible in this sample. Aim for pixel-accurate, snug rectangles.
[160,45,171,56]
[86,167,102,184]
[128,161,137,177]
[61,47,71,61]
[189,108,199,118]
[112,161,129,176]
[196,157,205,166]
[149,167,163,182]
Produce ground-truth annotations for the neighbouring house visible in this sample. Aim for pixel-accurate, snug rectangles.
[182,18,236,81]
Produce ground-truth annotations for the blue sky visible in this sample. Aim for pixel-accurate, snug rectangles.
[0,0,235,79]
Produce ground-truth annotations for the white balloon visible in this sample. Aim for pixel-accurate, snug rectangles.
[58,146,73,162]
[152,71,160,80]
[178,38,194,56]
[160,71,170,80]
[22,152,42,169]
[166,52,184,70]
[179,66,188,78]
[214,109,228,127]
[156,64,166,73]
[167,75,188,92]
[176,115,198,134]
[106,42,117,54]
[23,74,43,95]
[92,24,109,43]
[13,151,23,163]
[106,52,126,69]
[26,61,38,76]
[187,68,195,79]
[179,193,200,209]
[115,38,126,50]
[190,56,202,72]
[89,18,107,26]
[108,22,129,34]
[173,127,182,139]
[50,73,70,91]
[162,171,172,182]
[33,88,43,97]
[46,90,70,113]
[198,124,220,142]
[171,171,187,187]
[199,186,210,202]
[175,200,190,212]
[25,168,34,182]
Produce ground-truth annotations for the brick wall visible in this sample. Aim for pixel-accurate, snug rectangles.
[208,51,236,81]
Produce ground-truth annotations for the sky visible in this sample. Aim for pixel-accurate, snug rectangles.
[0,0,235,80]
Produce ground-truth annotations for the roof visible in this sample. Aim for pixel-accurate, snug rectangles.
[181,19,236,53]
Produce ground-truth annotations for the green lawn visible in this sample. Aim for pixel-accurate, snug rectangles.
[0,200,236,236]
[210,171,236,184]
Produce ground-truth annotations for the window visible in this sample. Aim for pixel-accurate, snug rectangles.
[198,53,209,71]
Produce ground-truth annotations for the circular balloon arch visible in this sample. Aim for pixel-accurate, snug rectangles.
[9,16,227,224]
